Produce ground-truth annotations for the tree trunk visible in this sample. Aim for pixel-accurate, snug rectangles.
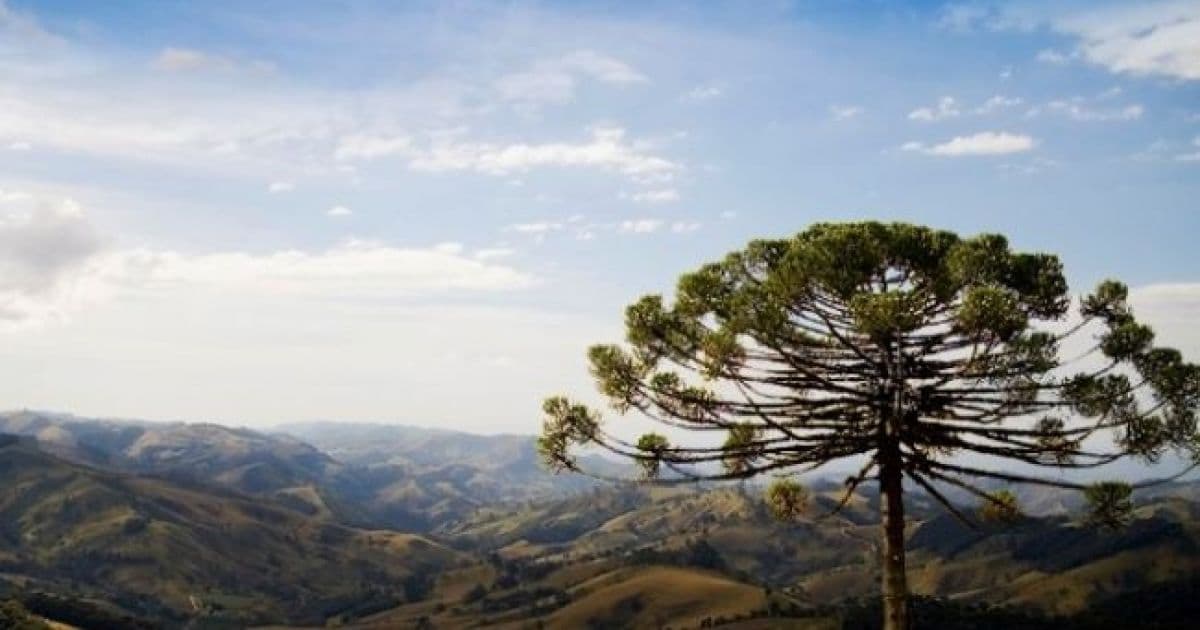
[879,447,909,630]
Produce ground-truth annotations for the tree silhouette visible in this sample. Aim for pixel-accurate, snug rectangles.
[538,222,1200,629]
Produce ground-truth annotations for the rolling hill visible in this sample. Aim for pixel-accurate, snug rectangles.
[7,411,1200,628]
[0,435,466,626]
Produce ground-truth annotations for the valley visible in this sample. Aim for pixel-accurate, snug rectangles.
[3,411,1200,628]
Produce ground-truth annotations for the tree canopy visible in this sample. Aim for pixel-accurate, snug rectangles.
[538,221,1200,628]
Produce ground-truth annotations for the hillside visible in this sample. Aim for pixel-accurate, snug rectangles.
[0,412,619,533]
[0,436,466,626]
[437,480,1200,616]
[0,410,343,496]
[279,421,625,524]
[7,412,1200,627]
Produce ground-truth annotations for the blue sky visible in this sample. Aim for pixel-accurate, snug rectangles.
[0,0,1198,432]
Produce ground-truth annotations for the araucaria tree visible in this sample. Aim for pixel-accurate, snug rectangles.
[538,222,1200,630]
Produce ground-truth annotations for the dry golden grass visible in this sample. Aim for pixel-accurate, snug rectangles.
[542,565,767,629]
[1006,546,1200,614]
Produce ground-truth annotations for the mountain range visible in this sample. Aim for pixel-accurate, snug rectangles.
[3,410,1200,628]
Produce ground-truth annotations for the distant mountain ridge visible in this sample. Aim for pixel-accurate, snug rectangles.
[0,410,617,533]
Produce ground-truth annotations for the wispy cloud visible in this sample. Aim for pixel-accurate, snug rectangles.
[829,105,864,121]
[682,85,724,102]
[1177,137,1200,162]
[473,247,516,260]
[902,131,1036,156]
[1053,2,1200,81]
[911,95,1022,119]
[1036,48,1072,65]
[628,188,680,204]
[908,97,961,122]
[1029,99,1144,122]
[409,127,679,184]
[619,218,663,234]
[974,95,1023,114]
[506,221,563,234]
[495,50,647,108]
[964,2,1200,81]
[327,205,352,217]
[153,47,274,73]
[0,194,534,328]
[334,134,412,161]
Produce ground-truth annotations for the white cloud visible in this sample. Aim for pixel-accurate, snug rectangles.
[619,218,663,234]
[507,221,563,234]
[495,50,647,107]
[327,205,352,217]
[559,50,647,84]
[410,127,679,183]
[1036,48,1072,65]
[7,141,31,151]
[1032,99,1144,121]
[937,4,999,33]
[908,97,960,121]
[0,9,677,195]
[974,95,1023,114]
[682,85,724,102]
[719,210,737,220]
[0,188,33,203]
[975,2,1200,81]
[0,10,661,185]
[0,197,103,323]
[629,188,680,204]
[910,95,1022,119]
[267,181,294,193]
[903,131,1036,156]
[670,221,702,233]
[829,105,864,121]
[473,247,515,260]
[124,240,533,297]
[0,197,535,329]
[1053,2,1200,81]
[333,134,412,161]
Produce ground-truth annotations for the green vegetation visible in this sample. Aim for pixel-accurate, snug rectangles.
[0,599,49,630]
[0,437,464,626]
[4,373,1200,628]
[540,222,1200,629]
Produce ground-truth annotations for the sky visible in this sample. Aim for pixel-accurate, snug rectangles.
[0,0,1198,434]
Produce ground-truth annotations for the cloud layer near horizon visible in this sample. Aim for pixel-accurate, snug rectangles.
[0,194,534,328]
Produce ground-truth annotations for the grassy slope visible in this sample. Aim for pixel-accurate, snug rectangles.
[0,440,466,625]
[544,565,766,629]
